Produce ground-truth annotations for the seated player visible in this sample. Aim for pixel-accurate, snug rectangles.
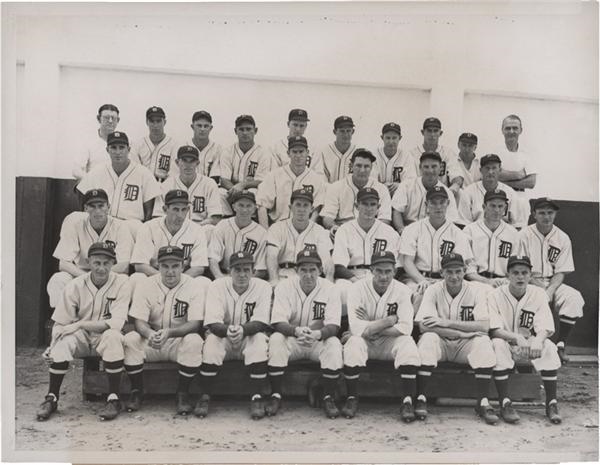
[519,197,584,363]
[208,190,268,280]
[342,251,420,421]
[415,253,498,425]
[269,109,312,168]
[266,189,334,287]
[489,255,563,424]
[37,243,131,422]
[196,252,271,419]
[46,188,133,310]
[267,250,343,418]
[123,246,208,415]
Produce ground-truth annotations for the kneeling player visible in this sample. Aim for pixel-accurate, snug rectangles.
[489,255,562,424]
[267,250,343,418]
[37,243,131,421]
[342,251,420,421]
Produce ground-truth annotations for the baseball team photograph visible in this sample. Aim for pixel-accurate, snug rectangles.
[3,2,598,464]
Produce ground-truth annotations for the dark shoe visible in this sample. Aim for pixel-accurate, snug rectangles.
[250,397,265,420]
[557,345,570,364]
[546,402,562,424]
[500,400,520,424]
[265,395,281,417]
[323,395,339,419]
[98,398,121,421]
[476,404,499,425]
[415,398,428,420]
[125,390,143,412]
[176,392,193,416]
[400,400,416,423]
[193,394,210,418]
[36,394,57,421]
[340,397,359,419]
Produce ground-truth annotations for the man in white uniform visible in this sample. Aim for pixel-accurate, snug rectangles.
[183,110,222,178]
[269,109,313,168]
[448,132,481,202]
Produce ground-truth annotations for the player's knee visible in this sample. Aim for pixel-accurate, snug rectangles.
[101,328,124,344]
[123,330,143,348]
[323,336,342,351]
[492,337,509,353]
[417,331,439,348]
[268,332,287,351]
[181,333,204,352]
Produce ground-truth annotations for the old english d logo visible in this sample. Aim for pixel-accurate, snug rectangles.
[124,184,140,201]
[498,240,512,258]
[104,240,116,249]
[174,299,189,318]
[158,154,171,171]
[244,302,256,322]
[440,240,455,256]
[181,244,194,259]
[548,246,561,264]
[373,239,388,254]
[519,309,535,329]
[193,196,205,213]
[312,301,326,320]
[386,303,398,316]
[392,166,403,182]
[243,239,258,255]
[102,298,115,319]
[247,161,258,177]
[460,306,474,321]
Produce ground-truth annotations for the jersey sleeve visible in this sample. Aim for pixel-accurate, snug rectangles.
[347,283,368,336]
[214,147,233,180]
[486,292,504,331]
[52,213,82,262]
[115,221,134,263]
[309,150,325,176]
[75,170,95,194]
[376,183,392,222]
[255,172,276,209]
[187,278,209,321]
[266,223,284,250]
[270,281,293,325]
[471,284,490,322]
[444,185,460,223]
[106,277,132,330]
[52,280,81,325]
[534,298,555,337]
[322,284,342,328]
[331,226,351,266]
[208,223,226,262]
[318,227,334,254]
[391,182,409,212]
[189,226,209,268]
[130,222,155,265]
[414,285,438,321]
[205,180,224,217]
[141,170,162,202]
[253,232,268,271]
[253,150,273,182]
[553,234,575,273]
[320,183,340,219]
[203,281,227,325]
[129,278,153,322]
[250,282,273,324]
[454,229,476,274]
[312,176,327,209]
[398,223,418,257]
[518,229,532,260]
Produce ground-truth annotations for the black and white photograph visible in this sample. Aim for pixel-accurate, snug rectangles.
[2,1,599,463]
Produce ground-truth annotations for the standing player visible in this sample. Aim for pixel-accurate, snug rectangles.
[342,251,420,421]
[257,135,327,229]
[518,198,584,363]
[72,104,120,181]
[266,189,334,286]
[269,109,312,167]
[195,252,271,419]
[123,246,208,415]
[267,250,343,418]
[37,243,131,421]
[489,255,563,424]
[415,253,498,424]
[184,110,223,178]
[46,189,133,310]
[131,106,178,182]
[448,133,481,201]
[372,122,418,197]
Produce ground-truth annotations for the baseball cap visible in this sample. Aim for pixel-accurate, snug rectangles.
[88,242,116,260]
[357,187,380,203]
[290,188,314,204]
[231,189,256,204]
[480,154,502,167]
[458,132,478,144]
[164,189,189,206]
[235,114,256,127]
[334,115,354,129]
[423,117,442,130]
[507,255,533,270]
[288,108,309,122]
[107,131,129,146]
[441,253,465,269]
[229,251,255,267]
[484,189,508,203]
[158,245,184,262]
[426,186,449,201]
[288,135,308,149]
[296,249,322,266]
[371,250,396,266]
[83,189,109,205]
[177,145,200,160]
[192,110,212,123]
[146,106,166,119]
[420,151,442,164]
[382,122,402,136]
[351,148,376,163]
[533,197,559,211]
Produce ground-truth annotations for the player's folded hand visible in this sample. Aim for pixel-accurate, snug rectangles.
[416,280,430,294]
[529,338,543,359]
[58,322,81,339]
[42,346,53,364]
[421,316,441,327]
[355,307,369,321]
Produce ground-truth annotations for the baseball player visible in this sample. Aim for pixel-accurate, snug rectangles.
[208,190,268,280]
[321,149,392,231]
[37,242,131,422]
[123,246,208,415]
[257,135,327,229]
[463,189,520,288]
[342,250,420,421]
[131,106,178,182]
[266,189,334,286]
[267,249,343,418]
[489,255,562,424]
[457,154,525,228]
[447,132,481,201]
[269,109,312,168]
[415,253,498,424]
[183,110,223,178]
[372,122,418,197]
[46,188,133,309]
[195,251,271,419]
[72,104,120,181]
[76,131,162,236]
[391,151,460,234]
[518,197,584,363]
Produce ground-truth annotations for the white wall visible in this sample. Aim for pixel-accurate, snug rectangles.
[4,1,598,201]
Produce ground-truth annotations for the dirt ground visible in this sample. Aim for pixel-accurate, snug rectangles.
[12,347,599,461]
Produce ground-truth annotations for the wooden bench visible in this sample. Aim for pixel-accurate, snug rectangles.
[82,358,541,404]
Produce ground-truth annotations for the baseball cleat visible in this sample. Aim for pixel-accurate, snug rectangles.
[414,398,428,420]
[175,392,193,416]
[98,398,121,421]
[475,404,499,425]
[250,397,265,420]
[546,402,562,424]
[340,397,358,419]
[400,400,416,423]
[500,400,520,424]
[323,396,339,419]
[125,389,143,412]
[265,395,281,417]
[36,394,58,421]
[193,394,210,418]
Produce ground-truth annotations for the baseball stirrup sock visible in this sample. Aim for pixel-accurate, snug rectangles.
[104,360,124,396]
[541,370,558,404]
[343,365,361,397]
[474,368,493,403]
[125,364,144,392]
[493,369,511,402]
[416,365,434,396]
[198,363,219,395]
[322,369,340,397]
[48,361,69,398]
[399,365,418,399]
[248,361,269,397]
[268,365,285,396]
[177,364,198,393]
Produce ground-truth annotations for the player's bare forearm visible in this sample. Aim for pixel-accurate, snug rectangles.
[465,272,493,286]
[78,320,110,334]
[168,320,202,338]
[241,321,270,336]
[254,269,269,281]
[379,327,402,337]
[112,262,130,274]
[257,207,270,230]
[208,322,228,338]
[184,266,205,278]
[58,260,87,277]
[363,315,397,337]
[418,322,465,339]
[272,321,296,337]
[323,258,335,282]
[498,169,526,182]
[322,216,336,230]
[334,264,356,280]
[310,206,322,222]
[446,319,489,333]
[209,259,225,279]
[392,209,405,233]
[133,318,156,340]
[220,178,234,190]
[243,179,261,189]
[320,324,340,340]
[547,272,565,295]
[134,263,159,277]
[490,328,520,344]
[206,215,222,226]
[402,256,426,283]
[504,174,536,190]
[143,199,156,222]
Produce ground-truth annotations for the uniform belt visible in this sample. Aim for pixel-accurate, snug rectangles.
[279,262,296,269]
[422,271,442,279]
[514,187,525,192]
[348,264,370,270]
[481,271,502,278]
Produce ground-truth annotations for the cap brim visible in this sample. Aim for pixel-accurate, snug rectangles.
[291,195,313,203]
[442,261,465,269]
[89,250,116,259]
[288,143,308,149]
[297,258,322,265]
[371,259,396,266]
[158,254,184,262]
[84,197,108,205]
[427,194,449,200]
[534,201,559,211]
[231,259,255,267]
[358,195,380,202]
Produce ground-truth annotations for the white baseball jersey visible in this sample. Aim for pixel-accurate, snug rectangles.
[399,218,475,273]
[348,278,414,336]
[449,155,481,186]
[216,143,272,183]
[408,144,459,185]
[130,273,207,329]
[519,225,575,279]
[463,219,520,276]
[208,218,268,271]
[131,135,178,181]
[153,174,222,222]
[256,165,327,223]
[53,212,134,270]
[53,271,131,331]
[321,176,392,224]
[72,135,109,179]
[457,181,521,227]
[183,139,223,177]
[372,146,418,185]
[416,280,490,323]
[315,143,357,183]
[271,276,341,329]
[333,219,401,267]
[77,162,162,222]
[269,139,315,169]
[391,177,460,224]
[204,277,271,326]
[267,219,332,265]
